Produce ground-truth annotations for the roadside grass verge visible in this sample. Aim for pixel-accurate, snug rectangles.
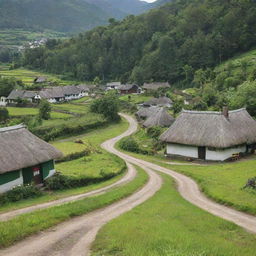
[117,144,256,216]
[0,166,148,248]
[92,173,256,256]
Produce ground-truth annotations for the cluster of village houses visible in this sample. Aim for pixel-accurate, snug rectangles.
[0,80,256,193]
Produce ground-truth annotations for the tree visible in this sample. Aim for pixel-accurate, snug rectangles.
[0,108,9,123]
[90,94,120,121]
[39,100,51,120]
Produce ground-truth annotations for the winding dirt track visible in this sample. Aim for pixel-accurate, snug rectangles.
[1,113,256,256]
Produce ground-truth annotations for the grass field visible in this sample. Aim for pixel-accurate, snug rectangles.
[92,173,256,256]
[53,118,129,177]
[7,107,71,119]
[0,166,148,248]
[52,103,90,114]
[0,65,74,86]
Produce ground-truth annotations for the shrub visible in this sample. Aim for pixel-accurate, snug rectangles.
[244,177,256,190]
[45,167,125,190]
[0,184,43,205]
[147,126,163,140]
[39,100,51,120]
[0,108,9,123]
[119,137,140,153]
[56,149,91,163]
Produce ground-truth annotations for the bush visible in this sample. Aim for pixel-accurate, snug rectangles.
[0,184,43,206]
[119,137,140,153]
[45,167,125,190]
[0,108,9,123]
[147,126,163,140]
[244,177,256,190]
[56,149,91,163]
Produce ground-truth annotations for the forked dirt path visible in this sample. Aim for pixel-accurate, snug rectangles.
[1,113,256,256]
[116,114,256,234]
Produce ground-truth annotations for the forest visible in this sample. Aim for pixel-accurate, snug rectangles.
[22,0,256,85]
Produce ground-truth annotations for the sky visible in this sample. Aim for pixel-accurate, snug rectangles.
[142,0,157,2]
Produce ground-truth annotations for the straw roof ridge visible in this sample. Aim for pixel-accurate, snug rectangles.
[143,107,175,128]
[0,124,63,174]
[160,108,256,148]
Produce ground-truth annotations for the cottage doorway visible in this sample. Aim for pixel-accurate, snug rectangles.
[198,147,206,160]
[32,166,43,185]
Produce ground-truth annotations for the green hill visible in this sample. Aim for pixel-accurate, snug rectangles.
[22,0,256,84]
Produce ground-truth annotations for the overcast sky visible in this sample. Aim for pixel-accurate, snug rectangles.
[142,0,157,2]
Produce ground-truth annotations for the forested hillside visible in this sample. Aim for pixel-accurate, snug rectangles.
[22,0,256,85]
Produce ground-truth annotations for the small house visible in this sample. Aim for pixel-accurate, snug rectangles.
[143,108,175,128]
[143,96,173,108]
[63,85,81,100]
[142,82,170,91]
[106,82,121,90]
[160,108,256,161]
[118,84,141,94]
[39,87,65,103]
[0,96,7,106]
[0,124,63,193]
[34,77,47,84]
[136,106,161,120]
[7,90,40,104]
[77,84,90,97]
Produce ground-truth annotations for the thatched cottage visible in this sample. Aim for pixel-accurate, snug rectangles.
[142,82,170,91]
[136,106,160,120]
[0,124,62,193]
[117,84,141,94]
[143,96,173,108]
[143,108,175,128]
[160,108,256,161]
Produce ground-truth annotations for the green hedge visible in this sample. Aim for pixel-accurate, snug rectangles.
[32,120,108,141]
[45,166,126,190]
[0,184,43,206]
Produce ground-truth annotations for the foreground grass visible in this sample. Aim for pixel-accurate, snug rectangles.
[117,145,256,216]
[0,166,148,248]
[92,174,256,256]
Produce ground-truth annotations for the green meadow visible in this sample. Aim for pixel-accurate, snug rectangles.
[92,173,256,256]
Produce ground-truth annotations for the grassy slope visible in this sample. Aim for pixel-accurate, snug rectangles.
[53,118,129,178]
[119,94,152,104]
[0,166,148,248]
[92,174,256,256]
[215,48,256,75]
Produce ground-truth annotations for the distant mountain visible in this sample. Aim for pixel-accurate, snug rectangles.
[0,0,157,33]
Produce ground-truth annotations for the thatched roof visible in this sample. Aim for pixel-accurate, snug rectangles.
[143,108,175,128]
[144,96,173,107]
[34,77,47,83]
[160,108,256,148]
[77,84,90,92]
[142,82,170,90]
[118,84,139,91]
[136,106,161,119]
[7,90,37,100]
[39,87,65,99]
[0,124,63,174]
[63,85,80,96]
[106,82,121,87]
